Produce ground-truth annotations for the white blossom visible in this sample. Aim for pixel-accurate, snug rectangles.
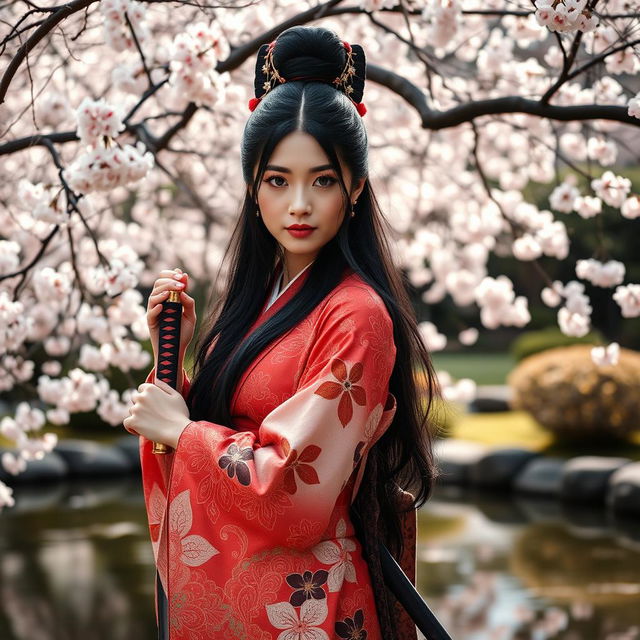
[458,328,478,346]
[418,321,447,351]
[591,342,620,366]
[575,259,625,288]
[75,97,125,146]
[573,195,602,219]
[621,195,640,219]
[0,482,15,511]
[613,284,640,318]
[591,171,632,208]
[549,181,579,213]
[629,92,640,119]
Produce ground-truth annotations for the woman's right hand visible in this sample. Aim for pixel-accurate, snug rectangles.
[147,268,196,365]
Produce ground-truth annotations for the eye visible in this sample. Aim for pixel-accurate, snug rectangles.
[263,174,337,188]
[264,175,287,187]
[316,174,337,187]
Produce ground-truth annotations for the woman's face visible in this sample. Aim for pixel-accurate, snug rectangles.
[250,131,365,274]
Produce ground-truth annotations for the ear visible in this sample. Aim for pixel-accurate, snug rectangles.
[351,176,366,202]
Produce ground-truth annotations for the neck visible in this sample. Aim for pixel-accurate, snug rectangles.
[280,256,315,289]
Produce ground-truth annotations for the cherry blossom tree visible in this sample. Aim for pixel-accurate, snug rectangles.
[1,0,640,508]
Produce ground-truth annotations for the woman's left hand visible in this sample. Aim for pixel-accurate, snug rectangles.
[124,378,192,449]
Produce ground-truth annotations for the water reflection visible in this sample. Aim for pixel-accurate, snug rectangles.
[418,484,640,640]
[1,479,639,639]
[0,477,156,640]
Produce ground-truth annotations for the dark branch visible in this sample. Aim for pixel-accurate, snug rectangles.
[367,63,640,129]
[541,28,584,105]
[0,0,99,104]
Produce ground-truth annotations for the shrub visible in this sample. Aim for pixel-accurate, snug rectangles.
[510,326,604,362]
[507,344,640,441]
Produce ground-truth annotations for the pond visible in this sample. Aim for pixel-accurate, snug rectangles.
[418,485,640,640]
[1,477,639,639]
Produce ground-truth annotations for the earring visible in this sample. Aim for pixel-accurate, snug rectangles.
[350,200,357,217]
[256,206,260,217]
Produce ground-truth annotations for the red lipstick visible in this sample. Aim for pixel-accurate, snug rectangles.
[286,224,316,238]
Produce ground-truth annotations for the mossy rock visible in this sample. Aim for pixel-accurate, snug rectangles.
[508,345,640,441]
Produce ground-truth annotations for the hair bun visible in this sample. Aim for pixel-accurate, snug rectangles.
[251,26,366,111]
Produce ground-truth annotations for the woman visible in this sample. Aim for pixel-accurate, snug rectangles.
[126,25,440,640]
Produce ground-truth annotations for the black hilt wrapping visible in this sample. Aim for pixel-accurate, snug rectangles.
[157,296,182,389]
[152,291,183,456]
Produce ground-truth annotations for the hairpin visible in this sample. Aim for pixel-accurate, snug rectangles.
[249,39,367,116]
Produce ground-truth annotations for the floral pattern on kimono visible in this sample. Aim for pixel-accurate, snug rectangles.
[139,266,398,639]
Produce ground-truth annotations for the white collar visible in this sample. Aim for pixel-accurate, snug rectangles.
[265,260,315,311]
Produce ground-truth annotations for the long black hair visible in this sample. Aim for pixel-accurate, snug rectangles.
[185,25,440,558]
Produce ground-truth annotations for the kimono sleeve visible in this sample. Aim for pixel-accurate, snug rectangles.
[162,287,397,548]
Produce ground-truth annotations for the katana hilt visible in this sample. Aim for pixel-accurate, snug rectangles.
[152,288,183,455]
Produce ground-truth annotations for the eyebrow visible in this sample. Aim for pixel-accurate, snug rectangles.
[265,164,334,173]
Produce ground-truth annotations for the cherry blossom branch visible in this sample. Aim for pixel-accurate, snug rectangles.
[0,136,108,299]
[541,29,584,105]
[123,9,153,87]
[561,37,640,85]
[469,120,523,239]
[2,223,60,301]
[368,63,640,129]
[0,0,99,105]
[469,121,556,291]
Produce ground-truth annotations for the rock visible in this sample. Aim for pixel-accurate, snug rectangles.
[562,502,610,535]
[612,515,640,546]
[607,461,640,516]
[0,447,68,484]
[62,476,133,509]
[513,457,566,496]
[469,448,539,489]
[113,435,142,472]
[52,439,134,477]
[468,385,512,413]
[514,495,564,523]
[433,438,491,485]
[473,492,528,524]
[561,456,631,504]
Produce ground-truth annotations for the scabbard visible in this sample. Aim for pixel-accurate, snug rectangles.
[156,570,169,640]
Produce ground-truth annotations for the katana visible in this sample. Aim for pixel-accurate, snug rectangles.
[152,287,183,639]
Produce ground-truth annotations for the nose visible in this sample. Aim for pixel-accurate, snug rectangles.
[288,183,311,216]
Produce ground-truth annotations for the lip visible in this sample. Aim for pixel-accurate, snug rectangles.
[285,225,315,230]
[286,227,315,238]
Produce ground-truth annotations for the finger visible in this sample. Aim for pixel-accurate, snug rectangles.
[148,290,172,306]
[179,291,194,306]
[148,301,167,319]
[148,284,185,308]
[154,378,171,391]
[151,278,186,295]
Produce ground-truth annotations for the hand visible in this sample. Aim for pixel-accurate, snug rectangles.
[123,378,192,449]
[147,267,196,364]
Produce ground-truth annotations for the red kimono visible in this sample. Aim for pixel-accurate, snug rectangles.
[139,264,406,639]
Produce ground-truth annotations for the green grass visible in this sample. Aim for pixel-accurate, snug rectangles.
[430,352,516,385]
[444,410,640,460]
